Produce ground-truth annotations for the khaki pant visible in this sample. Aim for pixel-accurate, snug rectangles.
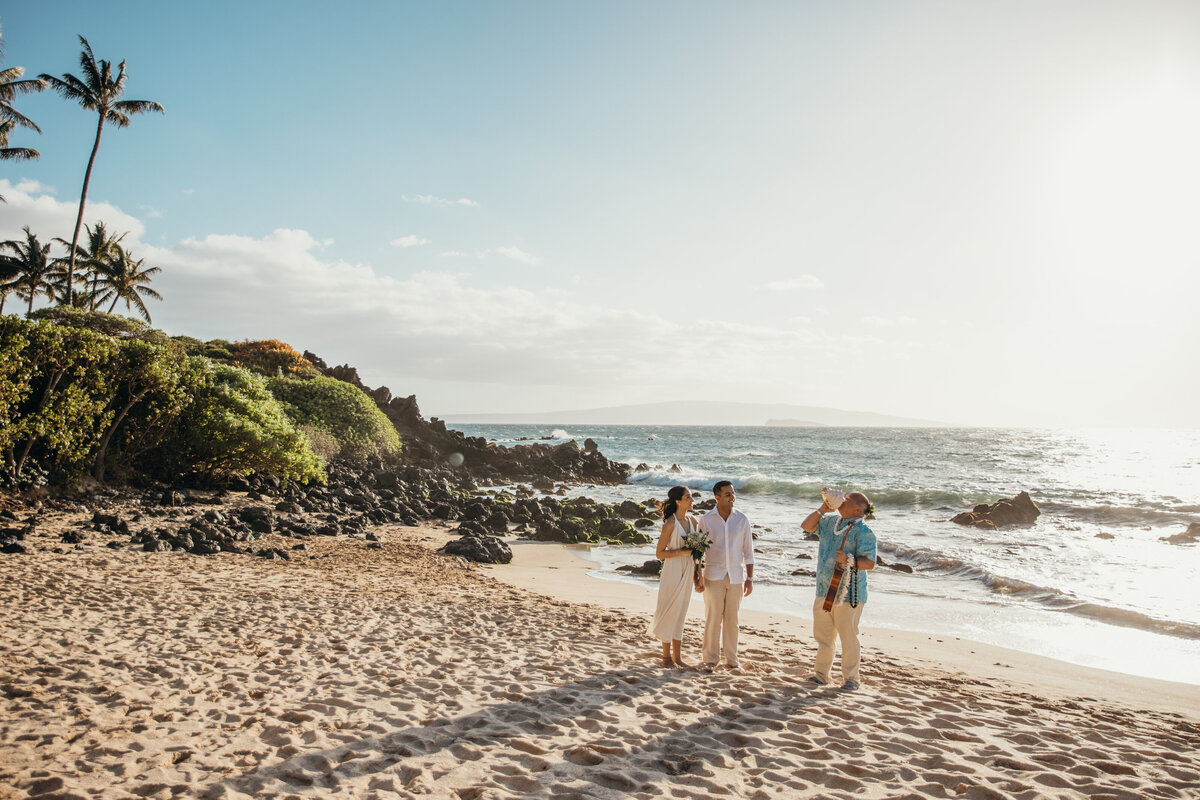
[702,577,743,666]
[812,596,865,684]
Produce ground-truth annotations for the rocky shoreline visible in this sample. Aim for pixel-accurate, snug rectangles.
[0,454,666,566]
[0,364,664,564]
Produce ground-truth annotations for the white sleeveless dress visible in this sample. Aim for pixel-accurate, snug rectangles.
[649,515,696,642]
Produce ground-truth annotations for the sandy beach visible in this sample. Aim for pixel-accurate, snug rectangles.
[2,503,1198,800]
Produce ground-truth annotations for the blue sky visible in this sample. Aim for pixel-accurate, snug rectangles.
[3,1,1199,426]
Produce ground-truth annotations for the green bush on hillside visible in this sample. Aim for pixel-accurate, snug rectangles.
[268,375,400,462]
[0,316,328,486]
[176,362,324,483]
[0,317,119,485]
[95,340,206,482]
[29,307,172,345]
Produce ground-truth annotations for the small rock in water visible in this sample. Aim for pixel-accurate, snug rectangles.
[1160,522,1200,545]
[1094,532,1116,540]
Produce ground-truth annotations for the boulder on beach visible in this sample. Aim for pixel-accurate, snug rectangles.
[617,560,662,576]
[951,491,1040,529]
[438,533,513,564]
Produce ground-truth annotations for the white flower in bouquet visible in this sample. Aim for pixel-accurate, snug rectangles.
[682,529,712,562]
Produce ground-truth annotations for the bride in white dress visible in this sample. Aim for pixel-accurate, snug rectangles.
[648,486,700,667]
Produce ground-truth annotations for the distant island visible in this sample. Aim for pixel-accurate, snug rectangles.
[441,401,946,427]
[765,419,828,427]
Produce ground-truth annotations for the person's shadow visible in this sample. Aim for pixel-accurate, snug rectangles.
[198,663,835,798]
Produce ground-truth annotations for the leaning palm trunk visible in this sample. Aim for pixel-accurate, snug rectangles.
[65,115,105,306]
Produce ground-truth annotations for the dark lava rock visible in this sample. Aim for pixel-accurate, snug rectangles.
[256,548,291,560]
[238,506,275,534]
[438,534,512,564]
[794,552,812,560]
[161,490,184,507]
[92,512,130,534]
[1095,532,1116,540]
[597,517,650,544]
[60,530,85,544]
[884,563,914,573]
[532,476,555,493]
[1161,522,1200,545]
[292,543,309,551]
[367,542,383,550]
[791,568,816,577]
[634,463,651,473]
[951,491,1040,529]
[190,541,222,556]
[617,560,662,576]
[583,438,599,453]
[143,539,172,552]
[1,541,28,554]
[634,518,656,529]
[616,500,646,519]
[275,501,302,514]
[106,541,124,549]
[483,510,510,533]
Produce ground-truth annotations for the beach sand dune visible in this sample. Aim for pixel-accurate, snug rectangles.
[1,512,1197,799]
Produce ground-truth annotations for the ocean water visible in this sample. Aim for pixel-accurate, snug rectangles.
[452,424,1200,685]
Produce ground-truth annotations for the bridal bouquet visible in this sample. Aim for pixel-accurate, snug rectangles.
[682,529,712,568]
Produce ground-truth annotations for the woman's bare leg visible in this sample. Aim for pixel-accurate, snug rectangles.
[661,641,673,667]
[672,639,689,667]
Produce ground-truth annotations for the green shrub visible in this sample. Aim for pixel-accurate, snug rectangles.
[28,307,172,346]
[0,317,119,485]
[95,340,206,482]
[298,424,340,461]
[268,375,400,462]
[176,361,324,483]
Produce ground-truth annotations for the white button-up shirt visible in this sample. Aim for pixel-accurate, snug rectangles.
[700,508,755,583]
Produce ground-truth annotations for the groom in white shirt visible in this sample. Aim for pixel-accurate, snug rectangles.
[696,480,755,671]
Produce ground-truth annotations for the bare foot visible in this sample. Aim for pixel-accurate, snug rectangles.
[661,657,674,667]
[672,659,692,669]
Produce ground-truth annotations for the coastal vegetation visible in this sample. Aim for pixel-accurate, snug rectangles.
[0,313,338,488]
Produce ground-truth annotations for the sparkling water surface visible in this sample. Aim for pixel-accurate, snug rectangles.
[452,424,1200,684]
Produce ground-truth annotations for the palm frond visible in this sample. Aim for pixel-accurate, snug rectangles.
[38,73,92,104]
[113,99,164,115]
[0,146,39,161]
[0,104,42,133]
[78,36,101,88]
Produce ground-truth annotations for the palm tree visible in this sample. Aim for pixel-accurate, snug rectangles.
[0,25,48,199]
[0,227,55,316]
[96,245,161,322]
[39,36,163,304]
[0,251,18,313]
[53,221,126,309]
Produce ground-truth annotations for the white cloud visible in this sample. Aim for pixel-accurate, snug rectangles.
[0,181,932,418]
[763,274,824,291]
[0,179,145,245]
[390,234,431,248]
[439,250,468,258]
[401,194,479,207]
[140,205,165,219]
[489,246,542,265]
